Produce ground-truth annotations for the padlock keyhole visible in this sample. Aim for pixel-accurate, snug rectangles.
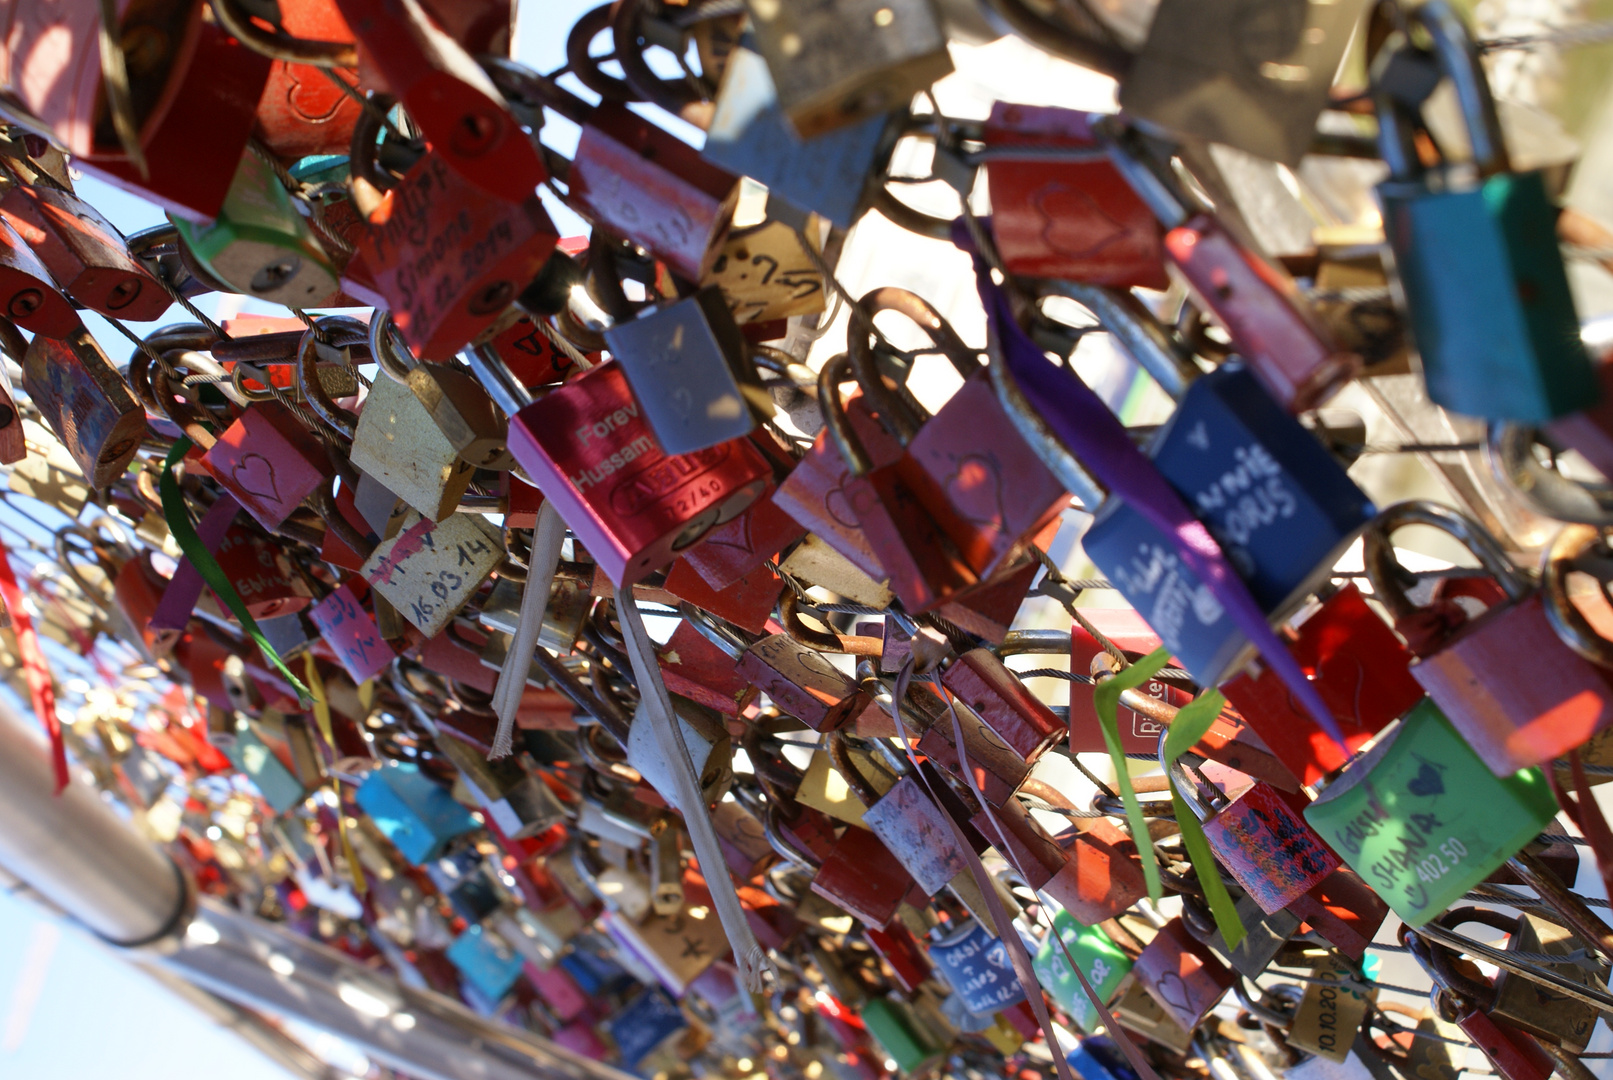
[453,111,502,157]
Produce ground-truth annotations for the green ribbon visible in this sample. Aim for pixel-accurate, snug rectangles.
[1164,689,1247,950]
[160,439,311,705]
[1092,645,1171,902]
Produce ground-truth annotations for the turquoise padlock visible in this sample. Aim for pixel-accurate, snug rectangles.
[1375,0,1596,424]
[1303,697,1558,927]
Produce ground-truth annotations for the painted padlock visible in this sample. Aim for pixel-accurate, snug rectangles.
[1364,500,1613,775]
[20,326,146,488]
[1304,697,1558,926]
[469,347,771,585]
[1167,737,1339,916]
[347,149,559,361]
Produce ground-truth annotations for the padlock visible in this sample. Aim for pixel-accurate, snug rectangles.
[21,326,145,489]
[433,730,566,841]
[916,697,1033,809]
[656,618,761,717]
[1118,0,1369,166]
[308,581,395,683]
[1284,953,1377,1063]
[569,102,742,283]
[1286,866,1391,962]
[608,986,688,1071]
[0,222,80,337]
[1304,697,1558,927]
[674,494,804,596]
[1363,501,1613,775]
[1220,583,1425,789]
[361,510,503,639]
[349,371,478,522]
[1112,979,1194,1054]
[0,182,169,321]
[1374,2,1596,425]
[333,0,545,205]
[605,286,766,455]
[861,996,944,1074]
[200,401,334,531]
[702,42,897,231]
[355,761,481,865]
[827,732,969,896]
[926,918,1025,1016]
[426,846,503,923]
[733,629,871,733]
[940,648,1064,767]
[447,923,526,1004]
[1100,120,1358,413]
[809,815,916,930]
[1166,742,1339,916]
[170,150,341,308]
[1404,928,1555,1080]
[210,519,314,621]
[467,347,772,586]
[623,693,736,809]
[575,839,654,922]
[1490,910,1608,1053]
[1032,910,1132,1033]
[603,869,731,995]
[743,0,953,139]
[241,0,364,161]
[1133,916,1236,1034]
[982,103,1166,289]
[976,792,1147,925]
[348,151,559,362]
[224,717,311,815]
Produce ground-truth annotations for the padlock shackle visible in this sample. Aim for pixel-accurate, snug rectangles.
[1489,423,1613,527]
[1362,500,1531,624]
[296,325,360,440]
[1091,116,1195,230]
[1157,724,1218,823]
[481,56,593,129]
[467,341,535,416]
[986,343,1105,511]
[371,311,419,387]
[820,353,877,478]
[778,589,884,657]
[848,289,981,445]
[1412,0,1510,178]
[611,0,708,119]
[1039,281,1199,402]
[209,0,359,68]
[827,731,885,809]
[1541,524,1613,670]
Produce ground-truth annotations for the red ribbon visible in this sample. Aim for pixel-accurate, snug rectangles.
[0,536,67,792]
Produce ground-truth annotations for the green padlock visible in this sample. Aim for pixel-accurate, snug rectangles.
[172,150,340,309]
[1303,698,1557,927]
[222,718,310,816]
[1032,910,1132,1033]
[862,996,943,1074]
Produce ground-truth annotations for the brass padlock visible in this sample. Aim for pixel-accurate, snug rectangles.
[349,370,478,521]
[360,510,503,638]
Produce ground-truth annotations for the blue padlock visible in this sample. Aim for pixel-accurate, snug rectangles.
[1375,1,1595,423]
[608,987,687,1070]
[1068,1037,1141,1080]
[426,849,502,923]
[702,42,898,230]
[560,939,636,997]
[354,762,478,866]
[1148,363,1373,611]
[447,923,526,1005]
[927,920,1027,1016]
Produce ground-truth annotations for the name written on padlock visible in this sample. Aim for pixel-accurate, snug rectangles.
[309,582,394,683]
[361,511,503,638]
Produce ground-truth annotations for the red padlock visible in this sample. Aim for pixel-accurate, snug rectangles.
[1220,583,1425,788]
[0,184,170,321]
[489,357,771,586]
[348,149,559,361]
[983,103,1167,290]
[0,218,78,337]
[810,823,915,930]
[73,15,274,221]
[211,521,314,621]
[1133,917,1236,1034]
[334,0,545,205]
[201,401,335,531]
[570,102,741,283]
[251,0,364,162]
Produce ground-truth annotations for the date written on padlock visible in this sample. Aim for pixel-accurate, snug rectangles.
[361,511,503,638]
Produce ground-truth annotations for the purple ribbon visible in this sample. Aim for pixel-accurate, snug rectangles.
[150,492,242,632]
[957,222,1347,751]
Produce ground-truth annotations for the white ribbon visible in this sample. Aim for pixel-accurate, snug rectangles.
[489,500,566,759]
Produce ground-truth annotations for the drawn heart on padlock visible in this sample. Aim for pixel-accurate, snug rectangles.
[232,453,283,505]
[1152,970,1192,1015]
[285,68,348,124]
[1406,755,1446,798]
[824,483,860,530]
[1032,182,1135,262]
